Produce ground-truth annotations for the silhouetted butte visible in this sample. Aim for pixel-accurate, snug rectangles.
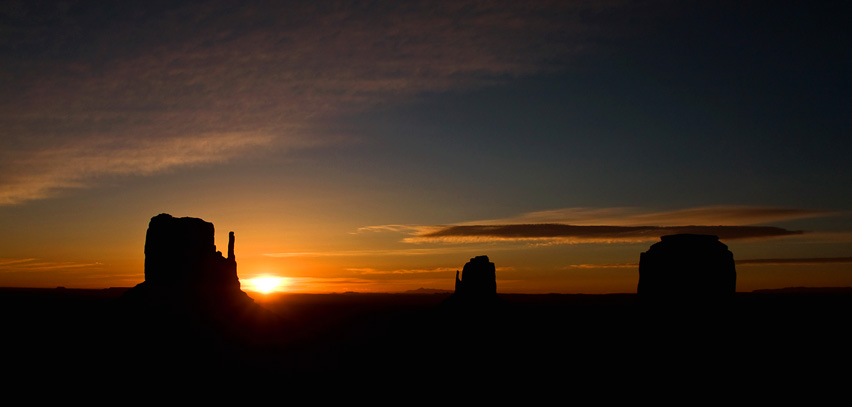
[638,234,736,304]
[443,255,502,309]
[119,213,268,343]
[455,255,497,296]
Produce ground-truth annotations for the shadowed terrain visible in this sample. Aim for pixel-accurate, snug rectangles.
[2,217,849,393]
[3,286,850,391]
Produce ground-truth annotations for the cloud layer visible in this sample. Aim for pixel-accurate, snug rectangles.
[0,257,104,272]
[409,224,803,243]
[736,257,852,265]
[0,1,623,204]
[362,206,830,244]
[561,257,852,269]
[0,132,274,204]
[459,206,834,227]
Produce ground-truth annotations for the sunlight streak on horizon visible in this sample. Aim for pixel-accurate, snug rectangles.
[244,275,291,294]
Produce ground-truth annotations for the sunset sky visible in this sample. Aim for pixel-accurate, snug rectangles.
[1,1,850,294]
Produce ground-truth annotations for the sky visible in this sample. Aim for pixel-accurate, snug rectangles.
[1,0,850,294]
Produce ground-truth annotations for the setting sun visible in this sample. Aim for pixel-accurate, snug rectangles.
[246,276,289,294]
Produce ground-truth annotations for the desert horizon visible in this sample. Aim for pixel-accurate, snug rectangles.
[1,2,850,389]
[3,213,850,293]
[2,2,850,296]
[3,213,850,391]
[7,283,852,296]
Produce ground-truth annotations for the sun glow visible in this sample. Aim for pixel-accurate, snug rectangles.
[247,275,289,294]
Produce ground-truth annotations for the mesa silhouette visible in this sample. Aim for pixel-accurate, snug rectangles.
[442,255,502,309]
[5,217,849,385]
[638,234,737,304]
[121,213,255,312]
[116,213,279,370]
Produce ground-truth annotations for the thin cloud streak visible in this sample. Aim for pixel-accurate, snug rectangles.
[462,206,836,227]
[346,267,457,275]
[407,224,803,243]
[354,225,437,234]
[0,132,275,205]
[0,258,38,266]
[736,257,852,265]
[0,258,105,272]
[358,205,832,244]
[550,257,852,270]
[348,266,514,275]
[265,245,514,258]
[563,263,638,269]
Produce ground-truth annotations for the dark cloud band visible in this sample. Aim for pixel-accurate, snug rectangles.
[737,257,852,265]
[419,224,803,241]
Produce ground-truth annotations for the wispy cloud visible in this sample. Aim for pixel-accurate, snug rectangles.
[265,244,512,258]
[354,225,437,234]
[563,263,638,269]
[346,267,457,275]
[736,257,852,265]
[562,257,852,269]
[360,206,831,244]
[408,224,803,243]
[0,258,38,267]
[1,1,621,204]
[460,206,835,226]
[0,258,105,272]
[347,266,514,275]
[539,256,852,270]
[0,132,275,205]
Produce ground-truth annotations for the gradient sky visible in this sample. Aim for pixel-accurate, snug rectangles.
[1,1,850,293]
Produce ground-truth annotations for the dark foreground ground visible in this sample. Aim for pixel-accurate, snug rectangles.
[2,287,850,395]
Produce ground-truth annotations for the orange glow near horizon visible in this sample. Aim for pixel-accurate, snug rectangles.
[245,275,290,294]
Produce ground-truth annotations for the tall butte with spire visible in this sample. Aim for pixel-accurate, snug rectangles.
[122,213,253,310]
[117,214,278,369]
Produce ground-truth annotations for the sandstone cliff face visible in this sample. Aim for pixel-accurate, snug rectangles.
[638,234,736,302]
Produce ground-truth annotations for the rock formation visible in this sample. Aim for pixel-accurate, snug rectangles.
[122,213,253,310]
[638,234,736,302]
[115,214,288,373]
[143,213,239,289]
[442,255,502,311]
[455,255,497,297]
[438,255,504,359]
